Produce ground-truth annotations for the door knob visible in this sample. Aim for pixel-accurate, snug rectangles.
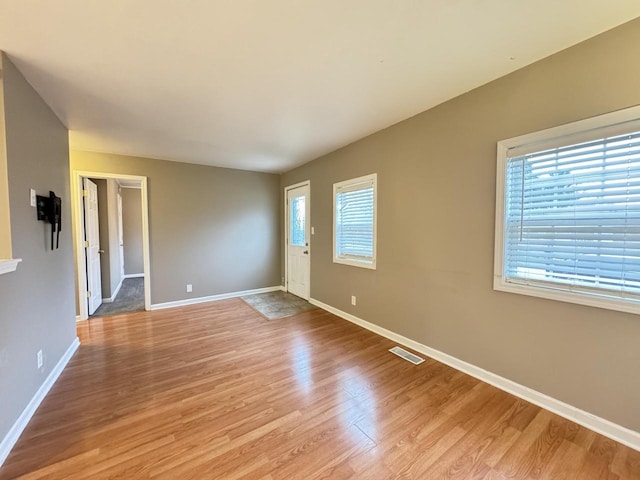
[98,250,105,254]
[303,250,309,254]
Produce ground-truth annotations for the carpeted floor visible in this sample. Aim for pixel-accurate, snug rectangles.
[241,290,315,319]
[92,278,144,317]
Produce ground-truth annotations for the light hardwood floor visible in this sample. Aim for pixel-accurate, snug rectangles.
[1,299,638,479]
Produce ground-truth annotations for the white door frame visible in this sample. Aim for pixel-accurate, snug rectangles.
[72,170,151,320]
[284,180,310,297]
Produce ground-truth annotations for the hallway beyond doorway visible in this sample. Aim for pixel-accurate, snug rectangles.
[92,278,144,317]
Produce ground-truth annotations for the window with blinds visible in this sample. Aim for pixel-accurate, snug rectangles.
[495,106,640,314]
[333,173,377,269]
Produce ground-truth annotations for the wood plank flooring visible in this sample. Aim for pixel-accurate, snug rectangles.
[1,299,638,479]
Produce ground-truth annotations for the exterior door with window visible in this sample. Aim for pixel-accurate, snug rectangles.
[286,184,310,299]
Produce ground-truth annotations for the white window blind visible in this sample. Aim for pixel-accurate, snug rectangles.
[503,131,640,301]
[334,174,377,268]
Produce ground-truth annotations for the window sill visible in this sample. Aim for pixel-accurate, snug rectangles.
[493,276,640,315]
[0,258,22,275]
[334,257,376,270]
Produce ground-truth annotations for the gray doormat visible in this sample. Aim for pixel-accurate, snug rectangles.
[241,290,315,320]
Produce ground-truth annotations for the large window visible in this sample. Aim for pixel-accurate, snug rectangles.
[333,173,377,269]
[495,106,640,314]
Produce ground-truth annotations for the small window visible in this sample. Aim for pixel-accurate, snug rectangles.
[289,195,306,247]
[333,173,377,269]
[495,106,640,314]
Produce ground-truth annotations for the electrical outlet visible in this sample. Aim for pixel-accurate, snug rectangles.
[311,226,315,235]
[186,284,193,293]
[351,296,357,306]
[30,189,37,207]
[37,350,43,369]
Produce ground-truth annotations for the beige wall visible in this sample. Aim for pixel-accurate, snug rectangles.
[70,151,281,305]
[0,53,76,442]
[281,18,640,432]
[121,187,143,275]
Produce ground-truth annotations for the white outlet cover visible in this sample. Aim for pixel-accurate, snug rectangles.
[30,189,36,207]
[311,226,315,235]
[186,284,193,292]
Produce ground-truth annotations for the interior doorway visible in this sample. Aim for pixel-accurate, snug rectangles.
[72,171,151,321]
[285,181,310,300]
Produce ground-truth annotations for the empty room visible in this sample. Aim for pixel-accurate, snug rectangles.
[1,2,640,479]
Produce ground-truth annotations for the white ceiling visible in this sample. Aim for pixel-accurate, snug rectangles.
[1,1,639,173]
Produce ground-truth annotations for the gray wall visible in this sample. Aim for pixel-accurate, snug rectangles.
[121,188,143,275]
[0,53,76,442]
[70,151,281,304]
[281,18,640,432]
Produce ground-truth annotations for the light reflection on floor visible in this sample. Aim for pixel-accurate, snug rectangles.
[289,333,379,450]
[338,367,378,445]
[291,335,313,394]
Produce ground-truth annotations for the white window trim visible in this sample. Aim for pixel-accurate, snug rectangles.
[0,258,21,275]
[333,173,377,270]
[0,57,19,275]
[494,105,640,315]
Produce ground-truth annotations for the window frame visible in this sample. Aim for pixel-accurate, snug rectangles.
[0,55,20,275]
[494,105,640,315]
[333,173,377,270]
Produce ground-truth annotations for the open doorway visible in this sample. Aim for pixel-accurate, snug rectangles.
[72,171,151,321]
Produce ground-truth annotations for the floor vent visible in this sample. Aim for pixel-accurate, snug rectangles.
[389,346,425,365]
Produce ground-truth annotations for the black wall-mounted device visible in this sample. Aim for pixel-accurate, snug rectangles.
[36,191,62,249]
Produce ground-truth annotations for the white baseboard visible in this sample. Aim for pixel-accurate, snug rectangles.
[102,277,124,303]
[309,298,640,452]
[0,337,80,467]
[124,273,144,279]
[150,286,284,311]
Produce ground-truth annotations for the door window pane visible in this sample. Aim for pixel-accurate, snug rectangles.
[290,196,306,246]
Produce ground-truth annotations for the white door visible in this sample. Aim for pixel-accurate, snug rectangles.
[117,191,124,279]
[286,184,310,299]
[84,178,102,315]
